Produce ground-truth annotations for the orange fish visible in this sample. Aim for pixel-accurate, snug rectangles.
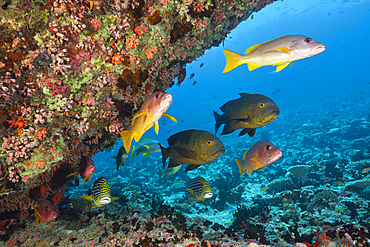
[52,186,69,205]
[35,199,58,226]
[177,67,186,86]
[0,219,9,232]
[120,92,177,153]
[260,186,269,191]
[39,185,46,197]
[235,141,282,179]
[66,156,95,184]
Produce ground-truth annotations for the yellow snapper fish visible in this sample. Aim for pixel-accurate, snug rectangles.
[77,177,119,208]
[185,176,213,202]
[223,35,326,73]
[236,141,282,179]
[131,138,161,160]
[120,92,177,153]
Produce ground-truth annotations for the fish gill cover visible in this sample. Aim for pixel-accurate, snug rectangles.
[1,0,370,246]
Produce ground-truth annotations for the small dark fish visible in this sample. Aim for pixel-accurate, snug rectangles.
[177,67,186,86]
[2,1,10,10]
[272,88,281,95]
[160,130,225,172]
[193,81,197,86]
[162,119,167,125]
[180,120,186,123]
[199,63,204,68]
[238,87,243,91]
[214,93,280,137]
[189,73,195,79]
[112,146,129,171]
[167,129,172,133]
[345,98,348,102]
[251,15,254,19]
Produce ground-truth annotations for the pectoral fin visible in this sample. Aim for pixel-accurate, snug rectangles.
[132,110,149,126]
[171,145,197,159]
[186,188,195,195]
[66,172,80,179]
[162,113,177,123]
[249,157,259,163]
[275,46,292,54]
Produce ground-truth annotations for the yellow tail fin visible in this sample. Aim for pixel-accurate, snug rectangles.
[120,130,133,153]
[223,49,243,73]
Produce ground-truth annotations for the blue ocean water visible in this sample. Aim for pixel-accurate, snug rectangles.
[81,0,370,243]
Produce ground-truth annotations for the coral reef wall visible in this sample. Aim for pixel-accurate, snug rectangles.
[0,0,275,213]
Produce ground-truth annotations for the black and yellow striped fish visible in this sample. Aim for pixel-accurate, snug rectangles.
[77,177,119,208]
[185,176,213,202]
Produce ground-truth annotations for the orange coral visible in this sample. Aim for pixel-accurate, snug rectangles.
[7,116,27,128]
[112,53,123,65]
[146,46,158,59]
[126,35,139,50]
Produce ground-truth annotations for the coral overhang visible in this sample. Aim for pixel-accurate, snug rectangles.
[0,0,276,213]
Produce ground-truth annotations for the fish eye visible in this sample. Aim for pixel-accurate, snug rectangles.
[259,103,265,108]
[206,140,212,145]
[155,93,160,98]
[266,145,271,150]
[304,38,312,43]
[44,206,48,211]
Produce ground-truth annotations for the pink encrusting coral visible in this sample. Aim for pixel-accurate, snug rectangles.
[0,0,275,218]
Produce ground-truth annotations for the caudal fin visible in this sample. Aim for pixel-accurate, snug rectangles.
[213,110,222,134]
[120,130,133,153]
[223,49,243,73]
[160,144,168,169]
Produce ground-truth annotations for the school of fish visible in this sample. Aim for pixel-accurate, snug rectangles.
[27,34,325,225]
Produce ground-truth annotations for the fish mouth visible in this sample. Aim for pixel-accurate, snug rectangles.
[99,197,112,205]
[269,150,282,164]
[312,44,326,54]
[158,93,173,110]
[258,109,279,124]
[214,147,225,156]
[203,192,213,199]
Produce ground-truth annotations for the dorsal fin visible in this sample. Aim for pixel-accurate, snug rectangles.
[243,150,249,161]
[245,43,262,54]
[220,99,236,112]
